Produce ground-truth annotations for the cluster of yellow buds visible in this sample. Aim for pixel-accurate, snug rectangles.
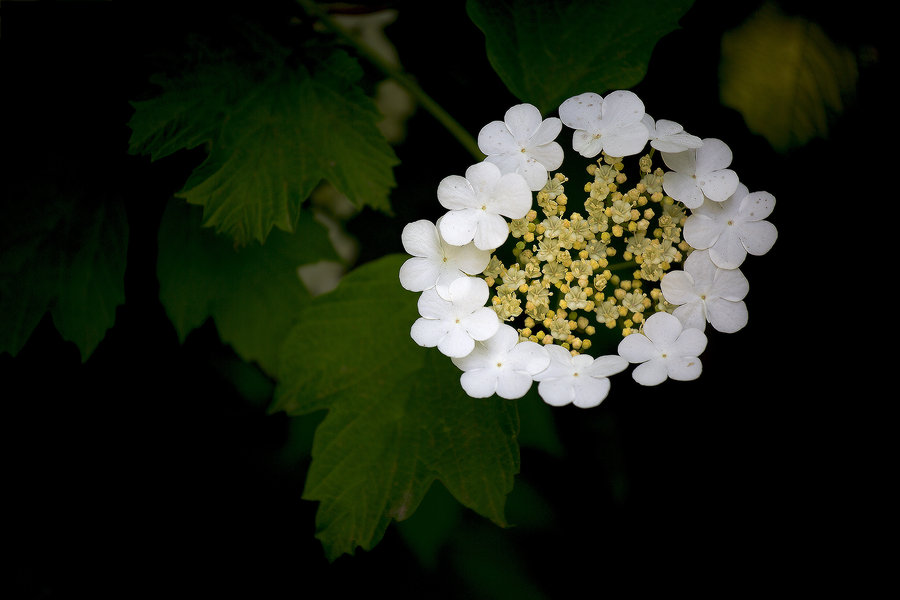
[481,151,691,354]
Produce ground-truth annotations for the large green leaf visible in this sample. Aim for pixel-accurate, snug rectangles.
[272,254,520,560]
[129,47,399,246]
[467,0,695,114]
[156,199,338,376]
[0,183,127,361]
[719,2,858,152]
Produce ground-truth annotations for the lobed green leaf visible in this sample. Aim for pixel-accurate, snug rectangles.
[273,254,520,560]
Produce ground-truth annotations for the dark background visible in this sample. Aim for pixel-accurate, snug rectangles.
[3,0,889,597]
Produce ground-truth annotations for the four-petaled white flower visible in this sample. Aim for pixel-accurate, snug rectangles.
[477,103,564,191]
[617,312,707,386]
[399,219,492,297]
[642,114,703,153]
[558,91,649,159]
[451,324,550,399]
[437,161,532,251]
[660,249,749,333]
[661,138,739,209]
[682,183,778,269]
[410,276,500,358]
[533,344,628,408]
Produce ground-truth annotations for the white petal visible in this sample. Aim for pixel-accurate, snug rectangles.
[709,230,747,269]
[464,161,503,194]
[490,172,532,218]
[504,104,544,143]
[477,120,516,156]
[443,241,491,276]
[483,152,523,177]
[532,344,574,381]
[473,213,510,251]
[452,340,491,372]
[571,130,603,158]
[417,287,450,320]
[558,92,603,132]
[447,275,489,312]
[583,354,628,379]
[642,311,683,347]
[673,302,707,332]
[434,269,468,299]
[460,369,498,398]
[632,359,669,386]
[526,142,564,172]
[705,298,748,333]
[437,174,478,211]
[437,326,476,358]
[683,248,719,288]
[537,377,576,406]
[695,138,733,173]
[602,121,650,157]
[683,213,721,250]
[666,355,703,382]
[571,377,612,408]
[401,220,441,258]
[662,172,704,209]
[601,90,645,128]
[506,340,550,375]
[517,159,551,192]
[495,369,534,399]
[660,270,697,306]
[484,323,520,353]
[410,317,449,348]
[529,117,562,147]
[438,209,478,246]
[661,148,697,174]
[739,220,778,257]
[617,332,658,364]
[739,191,776,221]
[713,266,749,301]
[399,256,441,292]
[699,169,739,202]
[674,327,707,358]
[462,307,501,342]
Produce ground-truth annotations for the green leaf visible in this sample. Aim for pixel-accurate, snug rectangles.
[156,198,338,376]
[719,2,858,152]
[0,182,128,361]
[273,254,520,560]
[129,46,399,247]
[467,0,695,114]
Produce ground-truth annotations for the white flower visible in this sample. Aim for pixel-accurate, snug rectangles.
[641,114,703,153]
[532,344,628,408]
[558,91,649,159]
[682,183,778,269]
[477,103,564,191]
[661,138,739,208]
[399,219,491,297]
[437,161,532,251]
[617,312,707,386]
[660,249,749,333]
[451,324,549,399]
[410,276,500,358]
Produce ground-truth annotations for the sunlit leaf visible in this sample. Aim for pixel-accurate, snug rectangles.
[719,2,858,152]
[466,0,695,114]
[0,183,127,361]
[129,47,399,246]
[156,199,338,376]
[273,254,520,560]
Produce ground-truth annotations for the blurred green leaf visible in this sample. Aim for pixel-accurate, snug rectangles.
[0,184,127,361]
[273,254,520,560]
[129,47,399,246]
[156,199,338,376]
[467,0,695,114]
[719,2,858,152]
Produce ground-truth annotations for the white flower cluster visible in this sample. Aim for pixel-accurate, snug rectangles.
[400,90,777,406]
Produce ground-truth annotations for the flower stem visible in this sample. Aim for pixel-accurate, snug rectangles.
[297,0,485,161]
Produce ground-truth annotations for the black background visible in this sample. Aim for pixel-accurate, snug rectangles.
[3,0,890,597]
